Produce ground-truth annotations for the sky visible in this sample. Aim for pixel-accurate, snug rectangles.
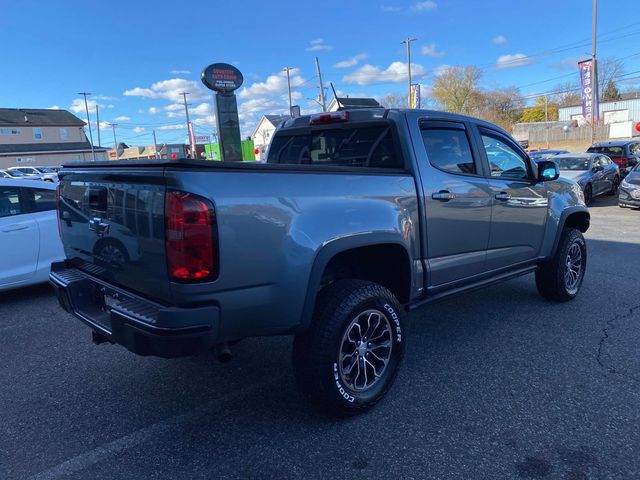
[1,0,639,147]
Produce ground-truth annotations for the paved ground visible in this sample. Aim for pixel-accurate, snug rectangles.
[1,195,639,480]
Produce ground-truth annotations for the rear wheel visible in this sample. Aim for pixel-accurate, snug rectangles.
[292,280,404,416]
[535,227,586,302]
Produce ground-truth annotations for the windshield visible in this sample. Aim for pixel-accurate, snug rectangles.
[532,152,561,160]
[587,146,624,157]
[8,169,26,177]
[37,167,56,173]
[556,157,590,171]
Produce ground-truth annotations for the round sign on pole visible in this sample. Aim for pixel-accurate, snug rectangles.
[201,63,244,93]
[635,121,640,133]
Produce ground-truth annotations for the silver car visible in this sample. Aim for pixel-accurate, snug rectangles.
[7,166,58,182]
[553,153,620,204]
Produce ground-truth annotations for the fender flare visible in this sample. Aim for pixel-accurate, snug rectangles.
[298,233,412,332]
[549,206,590,259]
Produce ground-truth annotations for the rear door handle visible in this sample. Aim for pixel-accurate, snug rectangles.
[1,224,28,232]
[494,192,511,201]
[432,191,455,201]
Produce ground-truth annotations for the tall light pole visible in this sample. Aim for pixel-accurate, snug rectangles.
[152,130,159,159]
[95,104,101,147]
[591,0,598,143]
[181,92,195,157]
[401,37,417,108]
[283,66,293,115]
[111,123,119,160]
[78,92,96,161]
[315,57,327,112]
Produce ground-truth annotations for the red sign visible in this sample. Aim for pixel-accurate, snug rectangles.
[636,121,640,133]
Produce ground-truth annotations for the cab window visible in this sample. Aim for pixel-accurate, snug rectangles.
[420,127,477,175]
[480,132,530,180]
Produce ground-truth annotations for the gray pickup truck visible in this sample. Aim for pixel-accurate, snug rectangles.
[50,108,590,415]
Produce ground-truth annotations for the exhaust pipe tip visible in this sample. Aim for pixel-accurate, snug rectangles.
[214,342,232,363]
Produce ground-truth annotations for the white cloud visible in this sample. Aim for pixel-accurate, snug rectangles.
[306,38,332,52]
[157,124,184,131]
[413,1,437,11]
[114,116,130,121]
[191,102,214,116]
[98,121,112,130]
[148,107,159,115]
[170,69,191,74]
[133,127,146,133]
[123,78,208,101]
[333,53,368,69]
[493,35,507,45]
[48,105,61,110]
[420,43,444,58]
[69,98,113,114]
[433,64,452,77]
[343,61,426,86]
[238,68,305,99]
[496,53,533,69]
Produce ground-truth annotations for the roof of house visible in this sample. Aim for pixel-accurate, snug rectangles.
[264,115,291,126]
[0,142,108,155]
[0,108,85,127]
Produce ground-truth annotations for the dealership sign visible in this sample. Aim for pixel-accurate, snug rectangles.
[578,59,598,122]
[201,63,244,93]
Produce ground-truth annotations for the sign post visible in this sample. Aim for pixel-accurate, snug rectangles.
[201,63,244,161]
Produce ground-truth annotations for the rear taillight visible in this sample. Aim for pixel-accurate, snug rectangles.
[165,191,217,281]
[56,183,62,239]
[614,157,628,166]
[309,110,349,125]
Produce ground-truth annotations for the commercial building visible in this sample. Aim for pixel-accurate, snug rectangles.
[0,108,107,169]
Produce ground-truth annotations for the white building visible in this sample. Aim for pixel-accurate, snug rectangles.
[0,108,107,169]
[252,115,290,160]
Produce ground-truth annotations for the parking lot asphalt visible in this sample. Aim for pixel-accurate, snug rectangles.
[1,195,639,480]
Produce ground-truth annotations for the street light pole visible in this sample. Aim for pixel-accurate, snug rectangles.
[111,123,119,160]
[152,130,159,159]
[78,92,96,161]
[95,104,101,147]
[315,57,327,112]
[283,66,293,115]
[400,38,417,108]
[181,92,195,157]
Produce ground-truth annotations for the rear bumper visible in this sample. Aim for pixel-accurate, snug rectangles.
[50,262,219,358]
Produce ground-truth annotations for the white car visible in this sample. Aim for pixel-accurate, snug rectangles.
[8,166,58,182]
[0,179,64,291]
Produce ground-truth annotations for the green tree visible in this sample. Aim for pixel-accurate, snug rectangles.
[602,79,621,101]
[519,97,559,123]
[431,66,483,114]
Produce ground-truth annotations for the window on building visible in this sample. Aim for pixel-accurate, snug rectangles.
[16,157,35,164]
[60,128,68,140]
[33,127,43,140]
[0,128,21,135]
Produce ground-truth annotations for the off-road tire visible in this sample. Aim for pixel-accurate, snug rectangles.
[535,227,586,302]
[292,280,404,416]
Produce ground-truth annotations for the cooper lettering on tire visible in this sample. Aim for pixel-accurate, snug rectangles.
[292,280,405,416]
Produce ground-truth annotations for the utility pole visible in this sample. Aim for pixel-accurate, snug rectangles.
[400,37,417,108]
[152,130,159,159]
[95,104,101,147]
[283,66,293,115]
[315,57,327,112]
[591,0,598,143]
[181,92,195,156]
[111,123,119,160]
[78,92,96,161]
[544,96,549,148]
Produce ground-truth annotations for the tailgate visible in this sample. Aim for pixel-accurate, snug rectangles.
[58,167,170,302]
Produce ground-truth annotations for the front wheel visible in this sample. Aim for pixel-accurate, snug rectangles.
[292,280,404,416]
[535,227,586,302]
[608,176,620,195]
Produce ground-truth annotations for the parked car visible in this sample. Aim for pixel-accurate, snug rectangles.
[554,153,620,204]
[8,166,58,182]
[50,109,589,415]
[0,169,37,180]
[0,179,64,291]
[619,163,640,209]
[587,140,640,177]
[530,149,569,162]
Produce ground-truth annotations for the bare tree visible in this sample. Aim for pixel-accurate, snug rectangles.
[597,57,625,99]
[551,81,582,107]
[431,66,482,114]
[478,87,525,130]
[379,93,407,109]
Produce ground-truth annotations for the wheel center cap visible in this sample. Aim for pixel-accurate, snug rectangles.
[358,344,368,356]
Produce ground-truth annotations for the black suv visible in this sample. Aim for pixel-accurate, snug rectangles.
[587,140,640,176]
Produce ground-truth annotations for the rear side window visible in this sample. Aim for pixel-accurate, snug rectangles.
[30,188,56,212]
[267,126,403,169]
[0,187,22,218]
[421,128,476,175]
[587,146,623,157]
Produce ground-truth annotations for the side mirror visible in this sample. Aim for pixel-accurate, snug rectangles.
[592,165,604,173]
[537,160,559,181]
